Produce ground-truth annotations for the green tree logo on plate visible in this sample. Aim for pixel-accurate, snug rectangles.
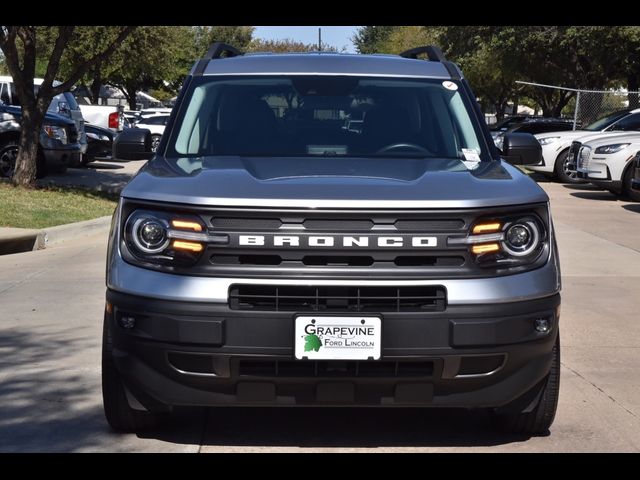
[304,334,322,352]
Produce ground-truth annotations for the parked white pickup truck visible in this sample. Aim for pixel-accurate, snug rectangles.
[78,104,125,133]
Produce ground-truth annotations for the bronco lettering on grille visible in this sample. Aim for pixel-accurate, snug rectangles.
[238,235,438,248]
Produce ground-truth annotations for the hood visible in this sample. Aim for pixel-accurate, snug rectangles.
[0,104,74,126]
[122,156,548,209]
[579,131,640,148]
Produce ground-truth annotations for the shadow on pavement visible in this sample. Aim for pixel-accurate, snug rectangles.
[562,183,602,191]
[139,407,532,449]
[622,203,640,213]
[38,168,135,195]
[570,191,619,201]
[0,327,105,452]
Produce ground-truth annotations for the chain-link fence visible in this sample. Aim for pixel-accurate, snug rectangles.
[515,81,640,129]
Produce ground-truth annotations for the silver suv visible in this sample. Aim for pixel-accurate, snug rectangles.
[104,43,561,435]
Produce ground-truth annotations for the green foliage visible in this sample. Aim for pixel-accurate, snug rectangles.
[352,26,398,54]
[105,26,195,107]
[304,334,322,352]
[352,25,640,118]
[248,38,337,53]
[194,26,254,56]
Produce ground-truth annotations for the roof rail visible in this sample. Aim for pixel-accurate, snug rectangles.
[204,42,243,60]
[399,46,446,62]
[193,42,243,76]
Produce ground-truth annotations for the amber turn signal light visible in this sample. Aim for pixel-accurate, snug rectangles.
[171,220,203,232]
[472,222,501,234]
[172,240,204,252]
[471,243,500,254]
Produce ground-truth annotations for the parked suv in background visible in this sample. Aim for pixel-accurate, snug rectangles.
[105,44,561,435]
[573,132,640,201]
[0,103,84,177]
[531,108,640,183]
[0,76,88,166]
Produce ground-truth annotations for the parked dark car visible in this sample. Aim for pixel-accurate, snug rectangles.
[83,122,114,165]
[0,103,84,177]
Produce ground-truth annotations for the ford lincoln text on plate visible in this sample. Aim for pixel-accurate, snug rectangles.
[103,43,562,434]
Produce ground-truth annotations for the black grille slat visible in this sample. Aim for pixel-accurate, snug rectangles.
[395,219,465,231]
[239,360,434,378]
[229,285,446,312]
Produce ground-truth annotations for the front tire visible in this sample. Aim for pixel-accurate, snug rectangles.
[491,335,560,435]
[0,140,18,178]
[102,313,163,432]
[554,150,583,184]
[622,165,640,202]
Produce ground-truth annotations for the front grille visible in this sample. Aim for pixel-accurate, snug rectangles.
[228,284,446,312]
[238,359,434,378]
[578,146,591,170]
[67,125,79,144]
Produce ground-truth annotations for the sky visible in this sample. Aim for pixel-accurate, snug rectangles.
[253,26,361,53]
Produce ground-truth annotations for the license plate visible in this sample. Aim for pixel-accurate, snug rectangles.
[294,316,381,360]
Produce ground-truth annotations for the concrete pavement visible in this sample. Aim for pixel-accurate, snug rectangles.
[0,180,639,452]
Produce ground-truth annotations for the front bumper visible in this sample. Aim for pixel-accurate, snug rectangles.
[106,289,560,410]
[42,144,83,169]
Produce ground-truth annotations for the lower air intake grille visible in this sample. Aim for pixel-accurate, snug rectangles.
[238,360,434,378]
[228,285,446,312]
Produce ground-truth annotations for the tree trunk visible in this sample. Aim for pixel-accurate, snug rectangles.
[89,62,103,105]
[628,74,639,110]
[124,82,138,111]
[12,106,46,187]
[89,74,102,105]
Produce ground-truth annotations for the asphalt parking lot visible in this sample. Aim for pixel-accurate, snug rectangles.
[0,174,639,452]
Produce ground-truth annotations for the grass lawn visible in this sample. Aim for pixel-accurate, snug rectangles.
[0,183,117,229]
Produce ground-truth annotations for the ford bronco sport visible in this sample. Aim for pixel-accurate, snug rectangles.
[104,43,561,435]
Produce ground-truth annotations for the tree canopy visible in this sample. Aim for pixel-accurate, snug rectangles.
[353,26,640,119]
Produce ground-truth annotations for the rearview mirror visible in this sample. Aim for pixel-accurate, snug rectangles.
[501,132,542,166]
[113,128,154,161]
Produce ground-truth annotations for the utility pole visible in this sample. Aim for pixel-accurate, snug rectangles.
[318,27,322,51]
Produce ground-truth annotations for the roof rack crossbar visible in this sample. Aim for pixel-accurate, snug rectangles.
[399,46,446,62]
[204,42,243,60]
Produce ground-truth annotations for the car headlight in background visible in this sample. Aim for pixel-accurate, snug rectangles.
[595,143,630,154]
[43,125,68,144]
[86,132,111,142]
[538,136,561,146]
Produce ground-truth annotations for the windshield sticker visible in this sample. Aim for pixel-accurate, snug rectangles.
[462,148,481,162]
[442,81,458,91]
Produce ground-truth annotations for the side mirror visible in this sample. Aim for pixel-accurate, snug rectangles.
[501,132,542,166]
[58,101,69,114]
[631,151,640,193]
[113,128,154,161]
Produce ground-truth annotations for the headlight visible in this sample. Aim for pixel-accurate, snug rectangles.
[86,132,110,141]
[123,210,208,268]
[43,125,68,144]
[538,136,561,146]
[503,220,540,256]
[595,143,630,154]
[493,134,504,150]
[448,213,548,271]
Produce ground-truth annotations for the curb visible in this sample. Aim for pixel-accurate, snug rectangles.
[44,215,112,246]
[0,228,46,255]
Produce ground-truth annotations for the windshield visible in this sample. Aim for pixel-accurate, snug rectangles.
[166,76,490,162]
[584,110,630,131]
